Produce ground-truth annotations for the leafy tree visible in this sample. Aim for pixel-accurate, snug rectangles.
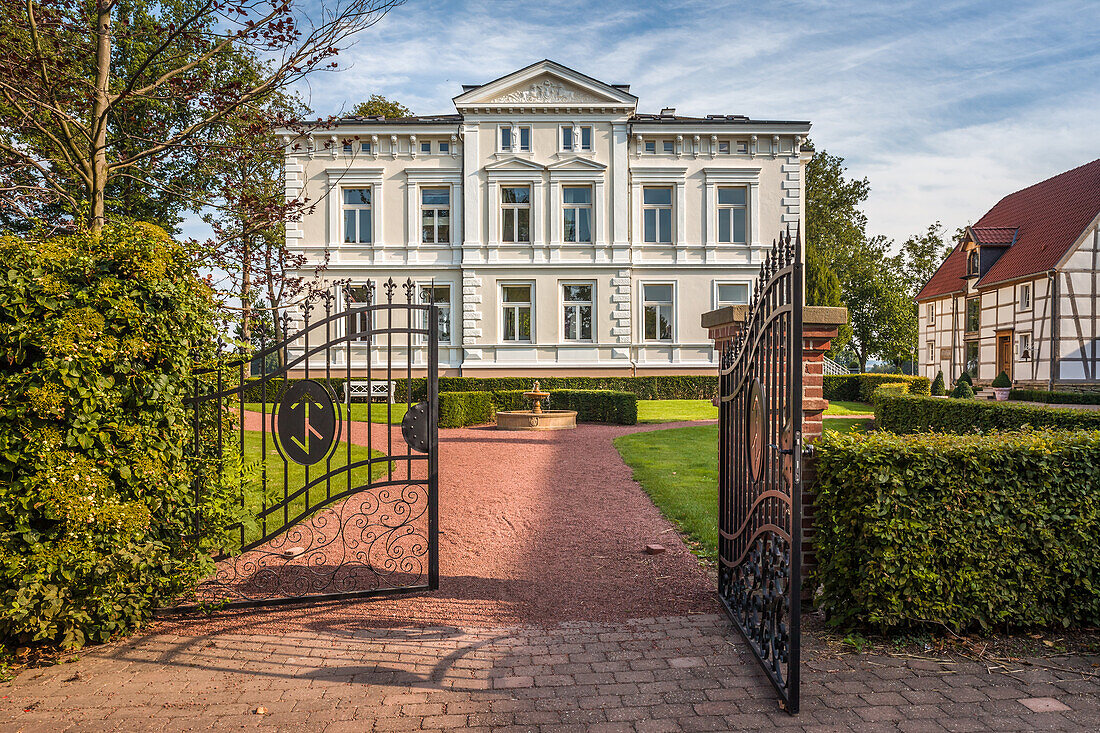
[350,94,412,119]
[838,235,916,373]
[893,222,955,296]
[0,0,403,233]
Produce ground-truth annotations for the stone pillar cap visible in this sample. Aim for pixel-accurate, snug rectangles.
[701,305,847,329]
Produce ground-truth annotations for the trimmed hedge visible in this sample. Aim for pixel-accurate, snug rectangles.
[876,394,1100,433]
[437,389,638,427]
[870,382,910,404]
[438,391,494,428]
[404,375,715,401]
[816,429,1100,631]
[823,374,931,403]
[1010,389,1100,406]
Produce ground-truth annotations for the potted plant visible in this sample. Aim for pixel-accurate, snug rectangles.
[991,370,1012,401]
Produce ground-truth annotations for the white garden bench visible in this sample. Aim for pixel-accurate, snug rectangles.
[342,380,395,404]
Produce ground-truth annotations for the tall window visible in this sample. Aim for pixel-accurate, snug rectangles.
[643,187,673,243]
[966,297,980,332]
[420,188,450,244]
[717,187,747,244]
[518,127,531,151]
[716,282,749,307]
[346,284,372,342]
[927,303,935,326]
[1019,283,1032,310]
[562,284,593,341]
[501,285,532,342]
[501,186,531,243]
[562,125,590,151]
[643,284,674,341]
[419,284,451,344]
[965,341,979,377]
[563,186,592,243]
[343,188,371,244]
[1018,333,1031,360]
[927,340,935,365]
[967,249,979,275]
[499,126,512,151]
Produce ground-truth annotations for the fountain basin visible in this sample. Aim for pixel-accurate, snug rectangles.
[495,409,577,431]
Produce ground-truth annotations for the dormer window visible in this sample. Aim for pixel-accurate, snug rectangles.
[967,250,979,276]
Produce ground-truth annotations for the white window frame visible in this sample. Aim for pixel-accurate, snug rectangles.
[1018,332,1032,361]
[499,125,513,152]
[562,184,593,244]
[560,124,592,152]
[644,140,656,154]
[1018,283,1032,311]
[327,170,382,247]
[341,187,373,244]
[345,283,374,343]
[662,139,674,154]
[439,140,450,154]
[642,186,674,244]
[703,167,760,248]
[500,184,532,243]
[640,282,675,343]
[927,303,935,326]
[517,126,531,152]
[717,140,730,155]
[716,185,748,244]
[713,281,750,309]
[560,281,595,343]
[416,282,453,345]
[419,186,451,244]
[420,140,432,155]
[500,281,534,343]
[736,140,749,154]
[926,340,935,365]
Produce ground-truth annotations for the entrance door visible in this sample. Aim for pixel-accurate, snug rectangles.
[996,332,1013,380]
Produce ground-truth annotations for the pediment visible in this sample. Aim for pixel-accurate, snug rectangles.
[483,156,546,171]
[547,156,607,171]
[454,60,637,110]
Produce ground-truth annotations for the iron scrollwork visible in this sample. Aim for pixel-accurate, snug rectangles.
[717,228,803,712]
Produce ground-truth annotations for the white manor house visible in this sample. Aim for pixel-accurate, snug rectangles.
[283,60,811,375]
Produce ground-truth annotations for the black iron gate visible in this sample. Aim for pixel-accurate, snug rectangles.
[176,277,439,610]
[718,230,803,712]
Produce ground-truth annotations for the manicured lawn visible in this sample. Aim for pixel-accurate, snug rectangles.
[234,430,387,545]
[613,417,871,561]
[822,417,872,434]
[824,400,874,415]
[245,401,408,424]
[637,399,718,423]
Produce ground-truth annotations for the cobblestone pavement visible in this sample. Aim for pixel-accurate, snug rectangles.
[3,613,1098,732]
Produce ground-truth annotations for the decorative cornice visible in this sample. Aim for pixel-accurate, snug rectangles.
[491,80,602,104]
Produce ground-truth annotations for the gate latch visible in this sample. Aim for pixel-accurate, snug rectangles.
[401,401,431,453]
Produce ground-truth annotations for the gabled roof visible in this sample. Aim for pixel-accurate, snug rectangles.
[453,59,638,109]
[916,158,1100,300]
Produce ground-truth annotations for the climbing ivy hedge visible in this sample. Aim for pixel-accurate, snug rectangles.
[815,429,1100,631]
[0,223,229,649]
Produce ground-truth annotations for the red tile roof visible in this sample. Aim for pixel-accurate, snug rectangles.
[916,158,1100,300]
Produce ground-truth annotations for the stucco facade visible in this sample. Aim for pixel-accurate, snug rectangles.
[282,61,811,375]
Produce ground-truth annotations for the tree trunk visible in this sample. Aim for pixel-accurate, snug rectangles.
[240,236,251,345]
[89,1,113,233]
[858,352,868,374]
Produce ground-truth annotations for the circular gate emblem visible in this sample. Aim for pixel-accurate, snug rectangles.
[274,380,338,466]
[747,380,765,483]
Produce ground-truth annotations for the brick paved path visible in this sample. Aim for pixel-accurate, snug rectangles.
[3,614,1098,732]
[3,420,1099,731]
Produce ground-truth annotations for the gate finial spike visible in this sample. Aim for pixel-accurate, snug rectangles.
[366,279,376,306]
[403,277,416,304]
[384,277,396,303]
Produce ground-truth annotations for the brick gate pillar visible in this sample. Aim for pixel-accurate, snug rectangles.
[701,304,848,599]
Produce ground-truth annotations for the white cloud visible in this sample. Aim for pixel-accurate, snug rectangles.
[276,0,1100,246]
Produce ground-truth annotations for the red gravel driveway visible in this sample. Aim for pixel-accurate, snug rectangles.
[162,417,718,636]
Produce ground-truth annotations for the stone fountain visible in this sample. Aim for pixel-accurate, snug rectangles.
[495,381,577,430]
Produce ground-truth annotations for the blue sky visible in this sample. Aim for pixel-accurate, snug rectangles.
[194,0,1099,247]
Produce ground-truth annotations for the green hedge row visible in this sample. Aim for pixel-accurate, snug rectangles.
[870,383,910,404]
[404,375,715,401]
[876,394,1100,433]
[1010,389,1100,406]
[438,389,638,427]
[438,392,494,428]
[240,376,711,404]
[815,429,1100,631]
[824,374,931,403]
